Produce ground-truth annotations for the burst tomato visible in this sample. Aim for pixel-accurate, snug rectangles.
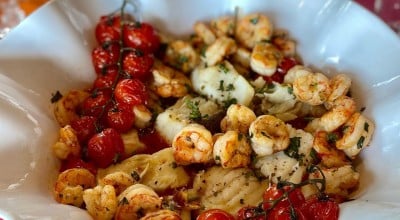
[263,57,299,83]
[86,128,125,168]
[81,89,112,118]
[267,206,307,220]
[123,22,160,53]
[197,209,235,220]
[263,185,305,210]
[122,50,154,79]
[299,195,339,220]
[60,155,97,175]
[93,66,119,89]
[92,43,120,74]
[114,78,148,107]
[70,116,97,144]
[95,15,122,44]
[237,206,265,220]
[106,103,135,133]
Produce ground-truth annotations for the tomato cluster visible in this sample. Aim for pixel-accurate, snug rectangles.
[61,14,160,171]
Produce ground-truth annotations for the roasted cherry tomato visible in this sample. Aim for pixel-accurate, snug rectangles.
[267,206,306,220]
[81,89,112,118]
[93,66,119,89]
[263,185,305,210]
[263,57,299,83]
[86,128,125,168]
[197,209,235,220]
[92,43,120,74]
[95,15,122,44]
[106,103,135,133]
[114,78,148,107]
[237,206,265,220]
[70,116,97,144]
[123,22,160,53]
[299,195,339,220]
[60,155,97,175]
[122,50,154,79]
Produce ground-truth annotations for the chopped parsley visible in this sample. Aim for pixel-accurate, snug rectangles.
[284,137,305,164]
[364,122,369,132]
[222,96,237,109]
[250,16,259,24]
[327,133,338,143]
[357,136,365,149]
[218,63,229,73]
[185,99,205,121]
[50,91,63,103]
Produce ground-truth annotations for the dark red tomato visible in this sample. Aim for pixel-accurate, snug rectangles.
[87,128,125,168]
[123,22,160,53]
[197,209,235,220]
[263,185,305,210]
[237,206,265,220]
[114,78,148,107]
[138,127,170,154]
[70,116,97,144]
[122,50,154,79]
[106,103,135,133]
[263,57,299,83]
[92,43,120,74]
[93,66,119,89]
[81,89,112,118]
[267,206,306,220]
[299,196,339,220]
[95,15,122,44]
[60,155,97,175]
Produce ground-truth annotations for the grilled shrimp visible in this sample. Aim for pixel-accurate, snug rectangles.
[313,131,350,168]
[213,130,252,168]
[140,209,182,220]
[83,185,118,220]
[54,168,96,207]
[53,90,90,127]
[164,40,200,73]
[151,60,192,98]
[232,46,251,69]
[249,115,290,156]
[115,184,162,220]
[194,22,216,45]
[283,65,313,84]
[250,42,283,76]
[327,74,352,103]
[220,104,256,133]
[202,36,237,66]
[293,72,332,106]
[305,96,356,133]
[236,13,273,49]
[272,35,296,57]
[99,171,135,195]
[133,104,152,129]
[52,125,80,160]
[336,112,375,159]
[172,123,214,165]
[210,16,235,37]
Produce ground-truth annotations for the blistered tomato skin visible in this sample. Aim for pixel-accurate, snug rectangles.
[122,50,154,79]
[263,185,305,211]
[106,103,135,133]
[86,128,125,168]
[95,15,122,44]
[81,89,112,118]
[267,206,307,220]
[93,66,119,89]
[92,43,121,74]
[114,78,148,107]
[197,209,235,220]
[237,206,265,220]
[70,116,97,144]
[60,155,97,175]
[299,196,339,220]
[123,22,161,53]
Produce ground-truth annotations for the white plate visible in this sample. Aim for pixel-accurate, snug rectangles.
[0,0,400,219]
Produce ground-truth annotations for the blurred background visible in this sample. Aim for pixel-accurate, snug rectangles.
[0,0,399,38]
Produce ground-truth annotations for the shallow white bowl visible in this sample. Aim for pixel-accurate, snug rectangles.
[0,0,399,219]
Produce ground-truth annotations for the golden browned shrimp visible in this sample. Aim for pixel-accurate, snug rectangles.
[52,125,80,160]
[327,74,352,103]
[115,184,162,220]
[213,130,252,168]
[272,32,296,57]
[293,72,332,106]
[202,36,237,66]
[140,209,182,220]
[249,115,290,156]
[336,112,375,159]
[313,131,350,168]
[210,16,235,37]
[283,65,313,84]
[99,171,136,195]
[250,42,283,76]
[194,22,216,45]
[305,96,356,133]
[53,168,96,207]
[151,60,192,98]
[236,13,273,49]
[172,123,214,165]
[53,90,90,127]
[164,40,200,73]
[83,185,118,220]
[220,104,256,133]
